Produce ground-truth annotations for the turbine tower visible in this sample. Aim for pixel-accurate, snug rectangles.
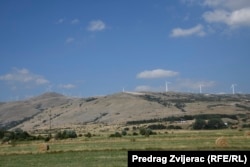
[231,84,237,95]
[165,81,171,92]
[199,84,202,94]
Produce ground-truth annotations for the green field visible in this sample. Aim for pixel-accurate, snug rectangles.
[0,129,250,167]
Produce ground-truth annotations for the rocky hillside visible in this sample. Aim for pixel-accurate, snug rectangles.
[0,92,250,131]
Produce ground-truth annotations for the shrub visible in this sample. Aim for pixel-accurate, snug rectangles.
[166,125,182,129]
[242,124,250,128]
[139,128,154,137]
[121,130,127,136]
[0,129,4,139]
[109,132,122,137]
[84,132,92,138]
[132,132,138,136]
[55,130,77,139]
[147,124,166,130]
[124,127,129,131]
[1,136,10,143]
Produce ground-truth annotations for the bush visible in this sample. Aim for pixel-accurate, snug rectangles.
[166,125,182,129]
[121,130,127,136]
[109,132,122,137]
[147,124,166,130]
[55,130,77,140]
[139,128,154,137]
[84,132,92,138]
[132,132,138,136]
[0,129,4,139]
[242,124,250,128]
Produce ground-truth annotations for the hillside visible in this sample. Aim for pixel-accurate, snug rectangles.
[0,92,250,132]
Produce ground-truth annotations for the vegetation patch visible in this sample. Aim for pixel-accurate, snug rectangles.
[126,114,238,125]
[55,130,77,140]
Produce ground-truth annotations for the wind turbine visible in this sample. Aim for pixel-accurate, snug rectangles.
[165,81,171,92]
[199,84,204,94]
[231,84,237,94]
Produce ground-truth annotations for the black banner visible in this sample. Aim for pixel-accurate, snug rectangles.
[128,151,250,167]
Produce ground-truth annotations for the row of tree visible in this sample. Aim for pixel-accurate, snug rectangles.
[193,118,226,130]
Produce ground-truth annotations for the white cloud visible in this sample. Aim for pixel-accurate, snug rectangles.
[87,20,106,31]
[137,69,179,79]
[203,8,250,27]
[0,68,49,85]
[36,78,50,85]
[65,37,75,44]
[56,18,65,24]
[170,24,206,37]
[203,0,250,10]
[59,84,76,89]
[179,0,250,33]
[71,19,80,24]
[202,0,250,28]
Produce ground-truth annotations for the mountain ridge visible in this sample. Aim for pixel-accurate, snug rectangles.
[0,92,250,132]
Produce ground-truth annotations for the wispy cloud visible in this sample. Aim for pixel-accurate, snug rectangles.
[87,20,106,31]
[71,18,80,24]
[203,0,250,10]
[170,24,206,37]
[137,69,179,79]
[0,68,49,85]
[59,84,76,89]
[56,18,65,24]
[65,37,75,44]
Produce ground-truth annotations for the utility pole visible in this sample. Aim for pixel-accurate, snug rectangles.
[49,110,52,138]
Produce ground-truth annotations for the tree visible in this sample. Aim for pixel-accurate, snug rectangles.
[193,118,206,130]
[139,128,154,137]
[206,118,225,129]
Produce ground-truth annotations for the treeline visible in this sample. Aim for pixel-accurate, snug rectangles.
[0,128,79,143]
[54,130,77,139]
[0,128,38,143]
[193,118,226,130]
[126,114,238,125]
[147,124,182,130]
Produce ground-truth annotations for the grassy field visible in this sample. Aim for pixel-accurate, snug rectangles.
[0,129,250,167]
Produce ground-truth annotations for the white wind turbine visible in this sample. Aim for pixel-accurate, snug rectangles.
[199,84,203,94]
[231,84,237,94]
[165,81,171,92]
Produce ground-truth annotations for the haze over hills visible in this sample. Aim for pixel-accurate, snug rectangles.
[0,92,250,132]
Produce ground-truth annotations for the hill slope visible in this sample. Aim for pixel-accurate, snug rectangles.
[0,92,250,131]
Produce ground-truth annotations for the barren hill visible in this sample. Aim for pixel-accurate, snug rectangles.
[0,92,250,132]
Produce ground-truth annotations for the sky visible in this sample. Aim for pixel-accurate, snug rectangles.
[0,0,250,101]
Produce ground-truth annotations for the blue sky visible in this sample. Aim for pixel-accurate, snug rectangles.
[1,0,250,101]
